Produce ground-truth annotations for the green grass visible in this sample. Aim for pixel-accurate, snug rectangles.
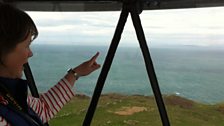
[49,94,224,126]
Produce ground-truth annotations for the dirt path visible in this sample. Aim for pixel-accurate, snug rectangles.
[114,106,147,115]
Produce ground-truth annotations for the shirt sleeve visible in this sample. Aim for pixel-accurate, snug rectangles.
[27,77,75,123]
[0,116,11,126]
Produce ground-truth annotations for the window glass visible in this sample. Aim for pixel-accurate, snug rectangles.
[27,7,224,125]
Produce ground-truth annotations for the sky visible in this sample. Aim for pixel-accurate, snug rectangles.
[27,7,224,47]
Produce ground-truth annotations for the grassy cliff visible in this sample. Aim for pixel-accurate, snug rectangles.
[49,94,224,126]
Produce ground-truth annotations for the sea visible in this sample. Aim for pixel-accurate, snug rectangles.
[27,44,224,104]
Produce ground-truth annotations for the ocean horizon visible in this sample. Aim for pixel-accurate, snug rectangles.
[27,44,224,104]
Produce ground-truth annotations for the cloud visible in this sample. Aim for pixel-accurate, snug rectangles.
[27,7,224,46]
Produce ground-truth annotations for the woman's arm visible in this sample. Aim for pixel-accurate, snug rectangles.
[27,52,100,123]
[27,77,75,123]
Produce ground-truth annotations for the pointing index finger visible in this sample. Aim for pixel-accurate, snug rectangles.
[90,52,100,62]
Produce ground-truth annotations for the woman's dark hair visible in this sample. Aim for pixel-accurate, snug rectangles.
[0,3,38,63]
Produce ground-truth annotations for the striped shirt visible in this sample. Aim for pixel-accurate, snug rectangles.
[0,78,75,126]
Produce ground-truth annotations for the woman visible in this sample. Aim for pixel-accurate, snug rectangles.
[0,3,101,126]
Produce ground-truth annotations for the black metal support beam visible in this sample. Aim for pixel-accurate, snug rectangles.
[129,1,170,125]
[83,0,170,125]
[24,63,39,98]
[82,3,129,126]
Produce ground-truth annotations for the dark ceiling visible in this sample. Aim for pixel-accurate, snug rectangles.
[1,0,224,11]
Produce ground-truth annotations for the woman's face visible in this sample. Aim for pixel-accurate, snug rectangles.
[0,34,33,78]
